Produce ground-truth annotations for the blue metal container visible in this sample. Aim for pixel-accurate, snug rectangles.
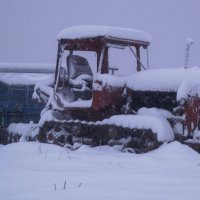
[0,63,55,127]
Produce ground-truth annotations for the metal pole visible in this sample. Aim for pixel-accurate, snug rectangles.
[184,38,193,69]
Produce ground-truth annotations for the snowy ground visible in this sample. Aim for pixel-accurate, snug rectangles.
[1,142,200,200]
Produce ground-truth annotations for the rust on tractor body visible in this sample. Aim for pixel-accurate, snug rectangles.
[183,97,200,135]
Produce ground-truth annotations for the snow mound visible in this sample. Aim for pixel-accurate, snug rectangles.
[0,142,63,153]
[150,141,200,164]
[7,122,37,140]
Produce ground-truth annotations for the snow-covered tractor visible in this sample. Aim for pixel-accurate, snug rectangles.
[35,26,200,153]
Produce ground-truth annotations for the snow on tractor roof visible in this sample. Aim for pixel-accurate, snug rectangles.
[57,25,152,44]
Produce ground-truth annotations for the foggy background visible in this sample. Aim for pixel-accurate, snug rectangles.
[0,0,199,70]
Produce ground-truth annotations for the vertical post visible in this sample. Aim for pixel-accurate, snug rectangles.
[136,46,141,72]
[96,50,101,73]
[184,37,193,69]
[54,41,61,85]
[101,47,109,74]
[146,47,150,69]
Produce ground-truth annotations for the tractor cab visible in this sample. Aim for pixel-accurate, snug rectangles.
[54,26,151,110]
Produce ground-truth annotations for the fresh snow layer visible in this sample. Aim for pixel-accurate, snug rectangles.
[0,63,55,85]
[100,115,174,142]
[127,66,200,99]
[1,141,200,200]
[57,25,152,43]
[0,73,54,85]
[137,107,173,119]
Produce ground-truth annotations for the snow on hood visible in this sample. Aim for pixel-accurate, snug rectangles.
[57,25,152,43]
[93,67,200,101]
[127,66,200,100]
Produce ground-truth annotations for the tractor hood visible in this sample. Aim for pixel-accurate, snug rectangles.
[126,66,200,100]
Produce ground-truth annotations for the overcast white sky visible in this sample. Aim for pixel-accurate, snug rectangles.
[0,0,199,69]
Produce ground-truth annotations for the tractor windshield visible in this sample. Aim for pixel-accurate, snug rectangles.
[55,49,94,103]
